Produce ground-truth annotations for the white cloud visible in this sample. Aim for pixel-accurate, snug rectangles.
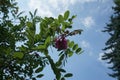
[78,0,97,3]
[80,40,94,56]
[99,0,110,3]
[28,0,54,17]
[28,0,77,17]
[28,0,98,17]
[98,52,104,62]
[80,40,90,48]
[81,16,95,28]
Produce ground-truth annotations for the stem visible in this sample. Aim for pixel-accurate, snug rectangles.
[45,53,61,80]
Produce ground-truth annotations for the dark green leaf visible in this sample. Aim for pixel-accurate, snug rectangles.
[29,11,33,18]
[35,67,43,73]
[36,74,44,78]
[17,11,24,17]
[32,77,36,80]
[75,48,82,54]
[73,44,78,50]
[59,68,66,73]
[68,15,76,22]
[56,61,62,67]
[64,73,73,77]
[13,52,24,59]
[59,54,64,62]
[34,9,37,16]
[61,77,65,80]
[33,64,38,69]
[64,10,70,20]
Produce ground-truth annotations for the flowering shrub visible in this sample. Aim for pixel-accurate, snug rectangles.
[0,1,83,79]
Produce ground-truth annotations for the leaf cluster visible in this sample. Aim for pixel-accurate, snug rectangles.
[0,1,83,80]
[102,0,120,79]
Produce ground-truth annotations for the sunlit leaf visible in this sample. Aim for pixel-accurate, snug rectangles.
[69,41,74,48]
[73,44,78,50]
[58,15,64,23]
[64,10,70,20]
[45,36,51,47]
[38,45,46,50]
[26,22,32,28]
[68,51,73,57]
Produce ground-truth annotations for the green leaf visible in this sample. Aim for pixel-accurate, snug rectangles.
[32,78,36,80]
[35,67,43,73]
[61,77,65,80]
[34,9,37,16]
[29,11,33,18]
[58,15,64,23]
[17,11,24,17]
[38,45,46,50]
[13,52,24,59]
[56,61,62,67]
[75,48,82,54]
[34,34,42,43]
[68,51,73,57]
[59,68,66,73]
[62,25,66,31]
[59,54,64,62]
[64,73,73,77]
[33,63,38,69]
[36,74,44,78]
[65,49,73,57]
[69,41,74,48]
[26,22,32,28]
[47,55,61,79]
[68,15,76,22]
[73,44,78,50]
[45,36,51,46]
[64,10,70,20]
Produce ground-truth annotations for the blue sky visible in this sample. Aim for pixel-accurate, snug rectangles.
[17,0,115,80]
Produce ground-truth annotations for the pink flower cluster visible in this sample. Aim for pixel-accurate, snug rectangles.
[55,36,67,50]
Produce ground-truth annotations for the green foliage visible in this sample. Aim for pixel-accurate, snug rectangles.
[35,67,44,73]
[64,10,70,20]
[64,73,73,77]
[13,52,24,59]
[102,0,120,80]
[0,1,83,80]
